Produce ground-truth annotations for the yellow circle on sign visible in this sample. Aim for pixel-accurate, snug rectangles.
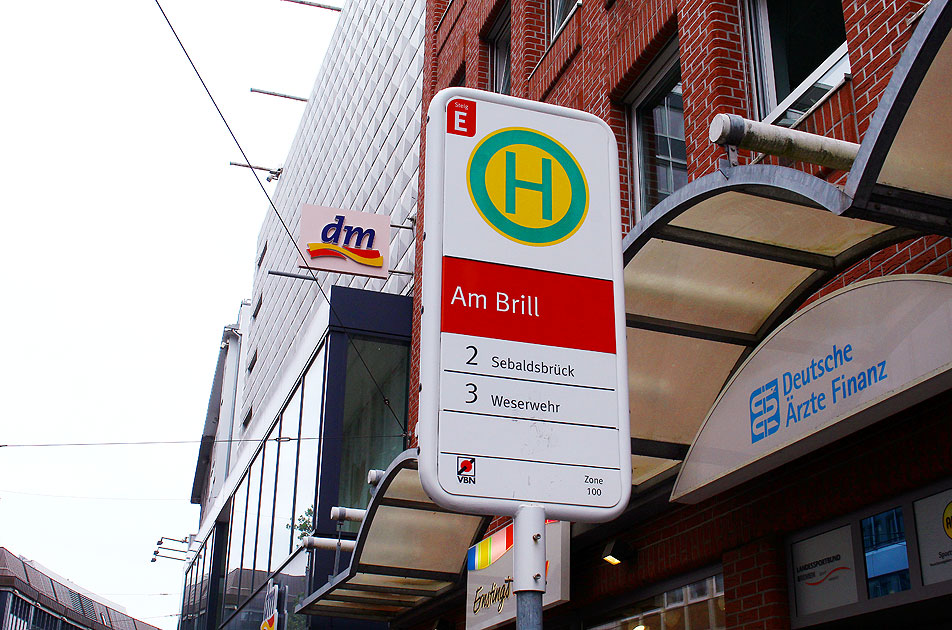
[483,143,574,230]
[944,501,952,540]
[467,127,589,246]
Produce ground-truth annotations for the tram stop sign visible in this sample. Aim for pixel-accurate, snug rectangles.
[419,88,631,522]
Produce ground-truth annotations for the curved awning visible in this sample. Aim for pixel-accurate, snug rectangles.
[671,276,952,503]
[626,0,952,489]
[622,166,916,485]
[845,0,952,232]
[296,451,488,621]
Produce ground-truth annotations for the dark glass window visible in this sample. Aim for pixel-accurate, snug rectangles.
[748,0,848,125]
[862,507,911,599]
[549,0,575,41]
[11,596,32,630]
[337,336,409,532]
[636,65,686,213]
[488,7,511,95]
[763,0,846,104]
[31,607,59,630]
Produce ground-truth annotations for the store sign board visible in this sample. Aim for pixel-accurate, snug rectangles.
[297,205,391,279]
[260,579,285,630]
[914,487,952,585]
[672,276,952,504]
[465,521,570,630]
[791,526,858,616]
[419,88,630,521]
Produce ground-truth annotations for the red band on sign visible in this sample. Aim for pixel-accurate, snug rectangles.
[441,257,616,353]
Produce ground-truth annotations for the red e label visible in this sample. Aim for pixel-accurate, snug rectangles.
[446,99,476,137]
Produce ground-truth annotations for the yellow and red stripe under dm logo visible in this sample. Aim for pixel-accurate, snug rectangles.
[260,613,276,630]
[306,242,383,267]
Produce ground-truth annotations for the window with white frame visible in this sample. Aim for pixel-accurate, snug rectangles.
[746,0,849,127]
[549,0,576,42]
[629,43,687,220]
[488,5,511,95]
[587,573,726,630]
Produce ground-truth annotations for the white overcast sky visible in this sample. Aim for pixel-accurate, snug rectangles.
[0,1,338,628]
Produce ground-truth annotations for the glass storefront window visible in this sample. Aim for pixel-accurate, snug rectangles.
[295,349,326,541]
[219,550,311,630]
[862,507,911,599]
[225,476,248,616]
[242,454,263,600]
[663,607,685,630]
[272,387,301,569]
[588,574,724,630]
[256,434,278,592]
[337,336,409,532]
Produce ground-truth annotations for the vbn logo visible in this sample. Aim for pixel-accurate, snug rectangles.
[749,379,780,443]
[457,457,476,484]
[467,127,589,247]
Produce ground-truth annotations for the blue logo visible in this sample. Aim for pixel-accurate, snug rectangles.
[750,379,780,443]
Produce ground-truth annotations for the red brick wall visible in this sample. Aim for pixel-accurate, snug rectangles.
[411,0,941,439]
[722,539,790,630]
[844,0,929,137]
[408,2,952,628]
[806,235,952,306]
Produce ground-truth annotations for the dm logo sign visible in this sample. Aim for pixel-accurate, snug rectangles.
[750,379,780,443]
[467,128,589,246]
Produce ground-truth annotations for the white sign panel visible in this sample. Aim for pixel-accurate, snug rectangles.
[914,487,952,586]
[419,88,631,521]
[672,276,952,504]
[466,521,570,630]
[296,205,391,279]
[791,526,858,616]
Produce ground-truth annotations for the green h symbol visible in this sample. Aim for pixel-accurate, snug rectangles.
[505,151,553,220]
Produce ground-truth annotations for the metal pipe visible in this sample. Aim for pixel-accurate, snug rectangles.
[513,504,546,630]
[330,507,367,522]
[301,537,356,552]
[250,88,308,102]
[516,591,543,630]
[367,469,386,486]
[709,113,859,171]
[267,269,413,281]
[280,0,342,10]
[228,161,279,173]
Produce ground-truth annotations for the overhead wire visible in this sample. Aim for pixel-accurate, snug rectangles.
[151,0,409,439]
[0,489,185,501]
[0,434,404,448]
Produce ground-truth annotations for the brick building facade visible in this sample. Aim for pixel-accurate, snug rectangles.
[400,1,952,629]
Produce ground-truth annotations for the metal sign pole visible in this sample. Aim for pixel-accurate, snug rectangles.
[513,504,546,630]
